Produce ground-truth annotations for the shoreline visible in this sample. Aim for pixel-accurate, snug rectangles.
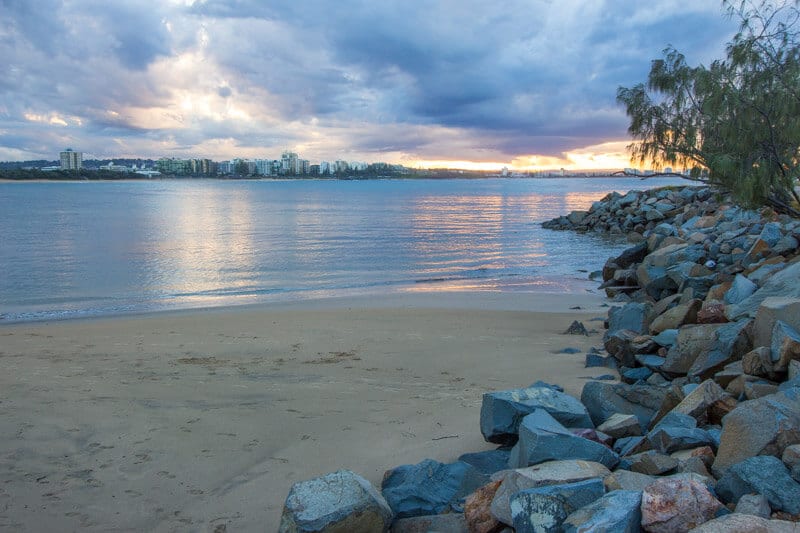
[0,281,605,326]
[0,290,612,531]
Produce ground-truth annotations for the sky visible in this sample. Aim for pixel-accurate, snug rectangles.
[1,0,740,170]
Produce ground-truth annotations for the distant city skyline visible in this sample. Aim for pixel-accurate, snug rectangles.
[2,1,738,170]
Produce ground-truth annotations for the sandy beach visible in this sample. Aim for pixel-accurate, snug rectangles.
[0,291,614,532]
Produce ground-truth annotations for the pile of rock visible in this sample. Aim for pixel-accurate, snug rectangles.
[280,378,800,532]
[279,185,800,532]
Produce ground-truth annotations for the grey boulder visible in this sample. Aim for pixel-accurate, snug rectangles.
[480,384,594,444]
[562,489,642,533]
[381,459,485,519]
[279,470,393,533]
[510,479,605,533]
[716,455,800,515]
[508,409,619,469]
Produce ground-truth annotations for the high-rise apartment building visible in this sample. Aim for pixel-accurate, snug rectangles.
[60,148,83,170]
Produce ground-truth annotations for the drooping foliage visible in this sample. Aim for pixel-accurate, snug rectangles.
[618,0,800,212]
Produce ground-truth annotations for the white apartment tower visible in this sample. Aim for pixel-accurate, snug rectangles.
[60,148,83,170]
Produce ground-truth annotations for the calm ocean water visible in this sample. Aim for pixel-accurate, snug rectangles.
[0,177,684,322]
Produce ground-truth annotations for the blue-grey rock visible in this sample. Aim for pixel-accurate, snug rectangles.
[559,347,581,354]
[563,489,642,533]
[637,354,666,370]
[663,324,723,375]
[629,451,679,475]
[621,366,652,384]
[381,459,484,519]
[689,512,800,532]
[771,320,800,364]
[734,493,772,519]
[614,436,645,457]
[747,261,787,287]
[610,241,649,269]
[653,329,679,347]
[603,329,639,368]
[510,479,605,533]
[489,460,613,525]
[597,413,641,439]
[508,410,619,469]
[652,412,697,431]
[774,235,799,255]
[647,426,715,454]
[605,302,652,338]
[679,275,717,299]
[759,222,784,247]
[725,275,758,305]
[716,456,800,514]
[727,261,800,320]
[529,381,564,392]
[653,222,678,236]
[480,384,594,444]
[390,513,466,533]
[713,387,800,476]
[637,265,678,299]
[581,381,667,430]
[280,470,393,533]
[593,374,617,381]
[688,319,753,380]
[585,353,618,369]
[457,449,511,477]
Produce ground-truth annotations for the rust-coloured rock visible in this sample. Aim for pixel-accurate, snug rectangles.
[464,480,503,533]
[697,303,729,324]
[641,477,723,532]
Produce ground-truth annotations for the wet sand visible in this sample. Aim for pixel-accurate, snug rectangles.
[0,291,613,531]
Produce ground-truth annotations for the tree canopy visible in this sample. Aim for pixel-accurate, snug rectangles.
[617,0,800,212]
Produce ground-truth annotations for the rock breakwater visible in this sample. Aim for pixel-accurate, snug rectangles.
[278,185,800,532]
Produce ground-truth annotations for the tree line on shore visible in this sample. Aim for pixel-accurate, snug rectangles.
[618,0,800,215]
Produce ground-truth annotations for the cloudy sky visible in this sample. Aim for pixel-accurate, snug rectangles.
[1,0,739,169]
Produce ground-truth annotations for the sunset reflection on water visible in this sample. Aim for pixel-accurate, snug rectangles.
[0,177,686,320]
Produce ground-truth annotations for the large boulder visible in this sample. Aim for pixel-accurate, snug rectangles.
[458,449,512,477]
[562,490,642,533]
[662,324,724,375]
[716,455,800,515]
[381,459,485,518]
[688,513,800,532]
[669,379,736,427]
[753,297,800,348]
[606,470,657,492]
[649,299,702,335]
[640,477,724,533]
[771,321,800,373]
[605,302,654,338]
[480,384,594,444]
[508,409,619,469]
[604,329,640,368]
[724,275,758,305]
[279,470,393,533]
[489,460,611,526]
[581,381,667,430]
[647,426,716,454]
[597,413,642,439]
[712,388,800,476]
[687,319,753,380]
[727,261,800,320]
[510,479,605,533]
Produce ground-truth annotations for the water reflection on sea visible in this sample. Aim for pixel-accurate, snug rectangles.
[0,177,686,321]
